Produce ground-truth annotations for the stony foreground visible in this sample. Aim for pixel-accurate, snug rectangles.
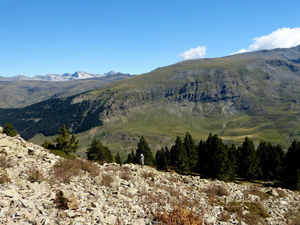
[0,132,300,225]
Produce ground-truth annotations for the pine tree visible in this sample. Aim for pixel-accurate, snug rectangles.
[237,136,258,180]
[164,146,171,166]
[196,139,208,175]
[86,138,114,163]
[207,134,233,181]
[41,140,56,150]
[197,133,235,181]
[126,152,133,164]
[52,125,79,155]
[284,139,300,190]
[183,132,198,171]
[257,141,284,181]
[155,148,168,170]
[3,123,18,137]
[170,136,188,171]
[136,136,155,166]
[115,153,122,165]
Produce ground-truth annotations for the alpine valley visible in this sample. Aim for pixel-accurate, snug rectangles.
[1,45,300,158]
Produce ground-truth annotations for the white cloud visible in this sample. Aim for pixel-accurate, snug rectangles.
[233,27,300,55]
[179,46,207,60]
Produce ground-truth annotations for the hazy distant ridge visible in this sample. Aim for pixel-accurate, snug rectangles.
[0,71,132,82]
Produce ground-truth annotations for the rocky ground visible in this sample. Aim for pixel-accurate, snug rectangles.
[0,130,300,225]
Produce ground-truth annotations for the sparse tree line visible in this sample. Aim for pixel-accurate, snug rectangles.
[3,123,300,190]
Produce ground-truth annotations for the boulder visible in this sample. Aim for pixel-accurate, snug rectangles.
[57,190,78,210]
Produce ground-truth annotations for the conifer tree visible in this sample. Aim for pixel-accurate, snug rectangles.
[237,136,258,180]
[170,136,188,171]
[196,139,208,174]
[86,138,114,163]
[183,132,198,171]
[52,125,79,155]
[126,152,133,164]
[3,123,18,137]
[197,133,234,181]
[284,139,300,190]
[136,136,155,165]
[115,153,122,165]
[257,141,284,181]
[155,148,168,170]
[164,146,171,165]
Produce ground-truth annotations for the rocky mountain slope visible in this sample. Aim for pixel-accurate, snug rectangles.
[1,45,300,155]
[1,128,300,224]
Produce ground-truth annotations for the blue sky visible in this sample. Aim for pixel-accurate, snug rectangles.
[1,0,300,77]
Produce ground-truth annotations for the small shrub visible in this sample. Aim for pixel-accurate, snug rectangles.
[142,171,155,180]
[26,166,45,183]
[51,158,100,184]
[0,155,8,169]
[77,159,100,177]
[245,202,270,218]
[120,167,132,181]
[0,170,10,184]
[276,189,287,198]
[100,174,114,188]
[167,175,181,183]
[224,201,243,214]
[205,185,229,204]
[219,211,230,222]
[206,185,229,197]
[155,207,204,225]
[52,159,82,184]
[224,201,269,225]
[285,204,300,225]
[244,186,269,201]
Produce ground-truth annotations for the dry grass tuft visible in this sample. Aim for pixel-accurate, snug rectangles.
[0,154,11,184]
[276,189,287,198]
[51,158,101,184]
[120,167,132,181]
[285,203,300,225]
[52,159,82,184]
[0,170,10,184]
[0,154,8,168]
[26,166,45,183]
[205,185,229,204]
[142,171,155,180]
[100,174,114,188]
[156,207,204,225]
[76,159,100,176]
[244,186,269,201]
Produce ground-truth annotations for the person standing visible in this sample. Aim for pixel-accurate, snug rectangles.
[140,153,144,168]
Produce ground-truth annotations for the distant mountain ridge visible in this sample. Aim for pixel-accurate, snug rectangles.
[0,71,132,82]
[0,72,133,108]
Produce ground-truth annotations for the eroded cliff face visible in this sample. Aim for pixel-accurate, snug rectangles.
[1,129,300,225]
